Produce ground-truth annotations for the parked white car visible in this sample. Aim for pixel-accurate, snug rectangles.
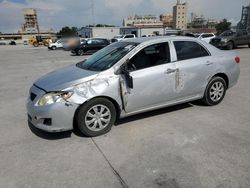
[48,39,66,50]
[196,33,216,43]
[111,34,136,42]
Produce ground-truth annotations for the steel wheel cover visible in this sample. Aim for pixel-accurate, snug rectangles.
[85,104,111,132]
[209,81,224,102]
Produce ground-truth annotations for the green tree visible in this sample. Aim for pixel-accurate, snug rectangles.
[215,19,231,34]
[95,24,116,27]
[57,26,78,37]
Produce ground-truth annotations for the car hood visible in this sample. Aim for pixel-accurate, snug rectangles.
[34,64,99,91]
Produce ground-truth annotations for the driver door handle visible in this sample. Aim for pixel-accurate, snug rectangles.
[206,61,213,66]
[165,68,177,74]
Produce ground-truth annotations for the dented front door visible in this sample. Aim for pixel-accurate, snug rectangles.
[120,63,178,113]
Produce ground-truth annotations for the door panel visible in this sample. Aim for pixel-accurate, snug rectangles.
[122,63,177,113]
[175,56,214,98]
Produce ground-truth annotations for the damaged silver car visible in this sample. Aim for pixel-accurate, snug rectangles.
[26,36,240,136]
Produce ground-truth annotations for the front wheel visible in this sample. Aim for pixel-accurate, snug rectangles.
[75,98,117,137]
[248,44,250,48]
[202,77,227,106]
[227,41,233,50]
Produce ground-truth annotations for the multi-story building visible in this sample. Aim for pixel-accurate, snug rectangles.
[123,15,163,28]
[237,4,250,32]
[22,8,39,33]
[160,13,174,28]
[173,0,187,29]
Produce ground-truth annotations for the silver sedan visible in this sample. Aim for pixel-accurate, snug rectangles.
[26,36,240,136]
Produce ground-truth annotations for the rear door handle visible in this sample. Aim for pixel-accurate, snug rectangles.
[165,68,177,74]
[206,61,213,66]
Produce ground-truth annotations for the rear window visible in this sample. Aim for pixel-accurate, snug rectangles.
[174,41,210,61]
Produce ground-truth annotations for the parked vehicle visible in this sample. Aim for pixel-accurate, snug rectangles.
[0,40,7,45]
[23,40,28,45]
[210,30,250,50]
[9,40,16,45]
[141,34,156,37]
[27,36,240,136]
[196,33,216,43]
[48,39,67,50]
[71,38,110,55]
[63,38,86,51]
[111,34,136,42]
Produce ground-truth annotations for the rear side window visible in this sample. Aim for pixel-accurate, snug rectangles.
[124,35,134,38]
[174,41,209,61]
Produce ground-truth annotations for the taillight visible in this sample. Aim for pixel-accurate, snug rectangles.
[235,56,240,64]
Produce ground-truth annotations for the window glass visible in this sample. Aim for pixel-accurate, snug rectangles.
[76,42,138,71]
[124,35,134,38]
[129,42,170,71]
[174,41,209,61]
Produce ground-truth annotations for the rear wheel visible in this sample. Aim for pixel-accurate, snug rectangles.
[248,44,250,48]
[77,49,84,56]
[202,77,227,106]
[76,98,117,137]
[52,46,56,50]
[227,41,233,50]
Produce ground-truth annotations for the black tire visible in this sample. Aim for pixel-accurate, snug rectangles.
[77,49,84,56]
[227,41,233,50]
[248,44,250,48]
[75,98,117,137]
[202,77,227,106]
[33,42,39,47]
[52,46,56,50]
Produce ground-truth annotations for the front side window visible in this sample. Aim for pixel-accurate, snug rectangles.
[174,41,209,61]
[129,42,171,71]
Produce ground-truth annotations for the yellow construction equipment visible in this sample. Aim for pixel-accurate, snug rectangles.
[29,35,52,47]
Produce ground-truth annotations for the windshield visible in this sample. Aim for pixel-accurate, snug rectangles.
[220,31,236,37]
[76,42,138,71]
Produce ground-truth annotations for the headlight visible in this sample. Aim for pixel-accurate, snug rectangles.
[37,92,73,106]
[221,38,228,43]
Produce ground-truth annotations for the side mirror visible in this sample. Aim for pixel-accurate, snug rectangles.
[120,60,134,89]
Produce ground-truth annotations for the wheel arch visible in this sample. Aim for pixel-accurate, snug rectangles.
[73,96,122,129]
[212,73,229,89]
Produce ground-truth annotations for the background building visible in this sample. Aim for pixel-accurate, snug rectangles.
[173,0,187,29]
[237,4,250,32]
[160,13,174,28]
[78,27,120,39]
[123,15,163,28]
[22,8,39,33]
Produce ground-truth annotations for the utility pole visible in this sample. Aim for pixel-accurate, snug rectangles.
[91,0,95,26]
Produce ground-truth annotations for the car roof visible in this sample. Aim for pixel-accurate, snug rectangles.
[123,36,202,44]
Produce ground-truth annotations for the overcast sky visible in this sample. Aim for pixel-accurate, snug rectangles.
[0,0,249,33]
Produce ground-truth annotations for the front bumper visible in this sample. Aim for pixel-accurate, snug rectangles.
[26,85,79,132]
